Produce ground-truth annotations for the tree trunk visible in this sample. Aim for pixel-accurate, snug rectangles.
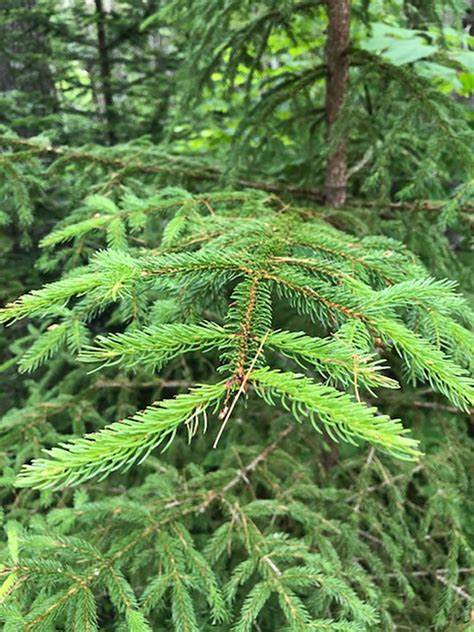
[324,0,351,207]
[94,0,117,145]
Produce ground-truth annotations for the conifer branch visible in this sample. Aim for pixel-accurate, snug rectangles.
[80,322,231,369]
[16,383,227,489]
[266,329,398,390]
[251,367,421,459]
[1,135,472,212]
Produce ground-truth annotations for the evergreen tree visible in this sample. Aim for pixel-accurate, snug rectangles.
[0,1,473,630]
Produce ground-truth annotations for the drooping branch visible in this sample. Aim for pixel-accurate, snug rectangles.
[324,0,351,207]
[1,135,472,214]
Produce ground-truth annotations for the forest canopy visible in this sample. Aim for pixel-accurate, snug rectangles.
[0,1,473,631]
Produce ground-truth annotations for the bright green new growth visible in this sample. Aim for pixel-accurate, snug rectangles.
[2,191,473,489]
[16,382,227,489]
[251,368,419,459]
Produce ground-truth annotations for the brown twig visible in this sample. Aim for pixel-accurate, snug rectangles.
[1,135,472,213]
[213,330,270,448]
[222,425,294,493]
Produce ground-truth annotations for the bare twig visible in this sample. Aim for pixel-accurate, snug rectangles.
[435,573,471,601]
[222,425,294,493]
[413,401,473,416]
[213,331,270,448]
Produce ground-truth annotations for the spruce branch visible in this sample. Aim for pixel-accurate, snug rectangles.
[16,383,227,489]
[0,274,102,323]
[18,322,71,373]
[251,368,421,460]
[3,186,473,495]
[375,318,474,411]
[266,329,398,391]
[1,134,472,212]
[0,251,142,324]
[80,322,231,369]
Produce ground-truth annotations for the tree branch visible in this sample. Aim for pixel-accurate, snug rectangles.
[1,135,472,213]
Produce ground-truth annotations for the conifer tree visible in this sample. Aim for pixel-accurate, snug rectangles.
[0,1,473,631]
